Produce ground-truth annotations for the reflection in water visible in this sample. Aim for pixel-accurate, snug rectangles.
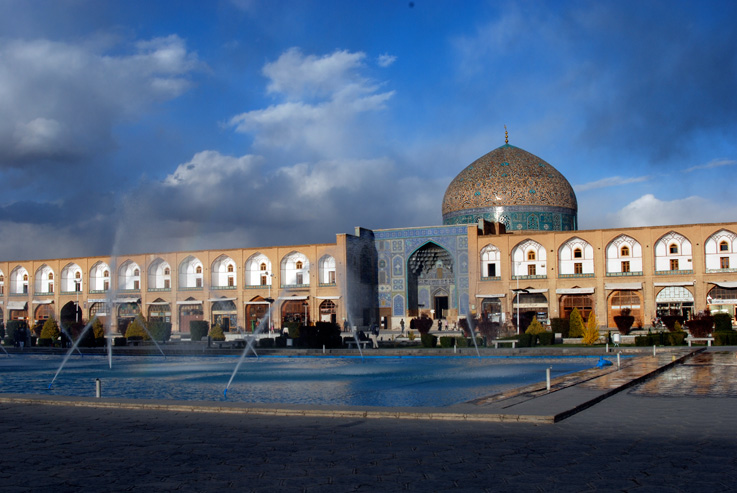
[632,352,737,398]
[0,355,596,407]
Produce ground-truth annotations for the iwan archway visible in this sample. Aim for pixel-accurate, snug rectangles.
[407,242,454,320]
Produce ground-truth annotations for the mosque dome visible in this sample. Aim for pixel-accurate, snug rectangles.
[442,139,578,231]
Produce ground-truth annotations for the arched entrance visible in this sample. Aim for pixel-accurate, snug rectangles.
[607,290,643,328]
[560,294,594,321]
[479,297,503,324]
[245,296,270,332]
[117,302,140,334]
[7,301,28,321]
[512,291,548,330]
[89,302,109,328]
[656,287,694,319]
[148,299,171,323]
[282,298,309,325]
[211,299,237,332]
[407,242,454,319]
[319,299,337,323]
[707,284,737,318]
[34,303,54,333]
[60,301,82,327]
[178,300,203,334]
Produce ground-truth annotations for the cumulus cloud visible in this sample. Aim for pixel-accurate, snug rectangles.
[228,48,394,159]
[607,194,737,228]
[0,35,202,166]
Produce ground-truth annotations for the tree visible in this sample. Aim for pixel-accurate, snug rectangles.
[40,316,60,341]
[209,324,225,341]
[582,311,600,345]
[92,318,105,340]
[525,316,545,335]
[125,316,149,340]
[569,308,585,338]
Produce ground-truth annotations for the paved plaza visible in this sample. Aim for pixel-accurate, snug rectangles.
[1,349,736,492]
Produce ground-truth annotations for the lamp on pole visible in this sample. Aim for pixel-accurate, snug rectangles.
[265,271,275,333]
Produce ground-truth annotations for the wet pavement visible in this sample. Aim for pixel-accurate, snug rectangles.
[0,347,736,491]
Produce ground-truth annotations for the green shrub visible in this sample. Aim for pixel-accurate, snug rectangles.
[668,331,687,346]
[190,320,209,341]
[148,321,172,342]
[713,313,733,333]
[286,323,301,340]
[455,336,469,348]
[550,318,569,338]
[538,332,554,345]
[113,337,127,347]
[525,316,545,335]
[0,323,5,339]
[439,336,455,348]
[40,317,60,341]
[37,338,53,347]
[413,316,433,335]
[125,317,149,340]
[258,337,275,348]
[274,335,287,348]
[209,324,225,341]
[715,331,737,346]
[6,320,28,345]
[420,334,437,348]
[569,308,585,337]
[516,333,535,348]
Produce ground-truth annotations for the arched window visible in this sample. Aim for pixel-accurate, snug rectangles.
[227,265,234,273]
[720,240,729,252]
[23,274,28,281]
[573,248,582,259]
[133,269,140,276]
[296,261,303,270]
[103,270,109,277]
[48,273,54,280]
[527,251,536,261]
[621,246,630,257]
[164,267,170,275]
[669,244,678,254]
[75,272,81,279]
[196,266,202,274]
[260,263,267,271]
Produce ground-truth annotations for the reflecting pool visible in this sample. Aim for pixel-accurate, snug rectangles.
[0,355,599,407]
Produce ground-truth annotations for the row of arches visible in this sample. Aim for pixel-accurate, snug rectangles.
[480,229,737,279]
[479,284,728,330]
[0,297,340,334]
[0,253,337,295]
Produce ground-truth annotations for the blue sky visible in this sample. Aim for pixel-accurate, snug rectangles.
[0,0,736,261]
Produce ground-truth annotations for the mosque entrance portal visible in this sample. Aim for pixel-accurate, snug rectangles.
[407,242,454,318]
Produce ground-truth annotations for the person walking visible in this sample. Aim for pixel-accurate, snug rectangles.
[400,319,405,334]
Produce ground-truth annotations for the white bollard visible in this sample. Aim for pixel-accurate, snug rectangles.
[606,343,609,353]
[95,378,101,398]
[454,344,457,354]
[617,352,621,369]
[653,345,656,357]
[546,366,551,391]
[322,344,325,354]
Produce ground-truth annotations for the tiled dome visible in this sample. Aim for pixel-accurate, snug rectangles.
[442,143,578,231]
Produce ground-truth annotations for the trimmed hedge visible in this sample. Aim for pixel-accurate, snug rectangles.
[190,320,209,341]
[713,313,733,333]
[258,337,275,348]
[635,331,687,346]
[420,334,437,348]
[515,333,535,348]
[439,336,454,348]
[538,332,554,346]
[148,321,172,342]
[715,331,737,346]
[550,318,568,338]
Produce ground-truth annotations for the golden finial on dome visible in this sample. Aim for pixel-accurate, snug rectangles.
[504,125,508,144]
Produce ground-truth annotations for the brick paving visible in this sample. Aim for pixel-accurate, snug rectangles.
[1,348,736,492]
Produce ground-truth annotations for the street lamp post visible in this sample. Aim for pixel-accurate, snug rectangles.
[266,272,275,333]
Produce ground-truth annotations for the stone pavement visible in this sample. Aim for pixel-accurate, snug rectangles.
[1,348,736,491]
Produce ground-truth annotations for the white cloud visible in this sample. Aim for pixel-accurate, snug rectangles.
[606,194,737,227]
[575,175,651,192]
[0,35,202,166]
[228,48,394,159]
[377,54,397,67]
[683,158,737,173]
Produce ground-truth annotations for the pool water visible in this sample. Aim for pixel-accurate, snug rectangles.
[0,354,599,407]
